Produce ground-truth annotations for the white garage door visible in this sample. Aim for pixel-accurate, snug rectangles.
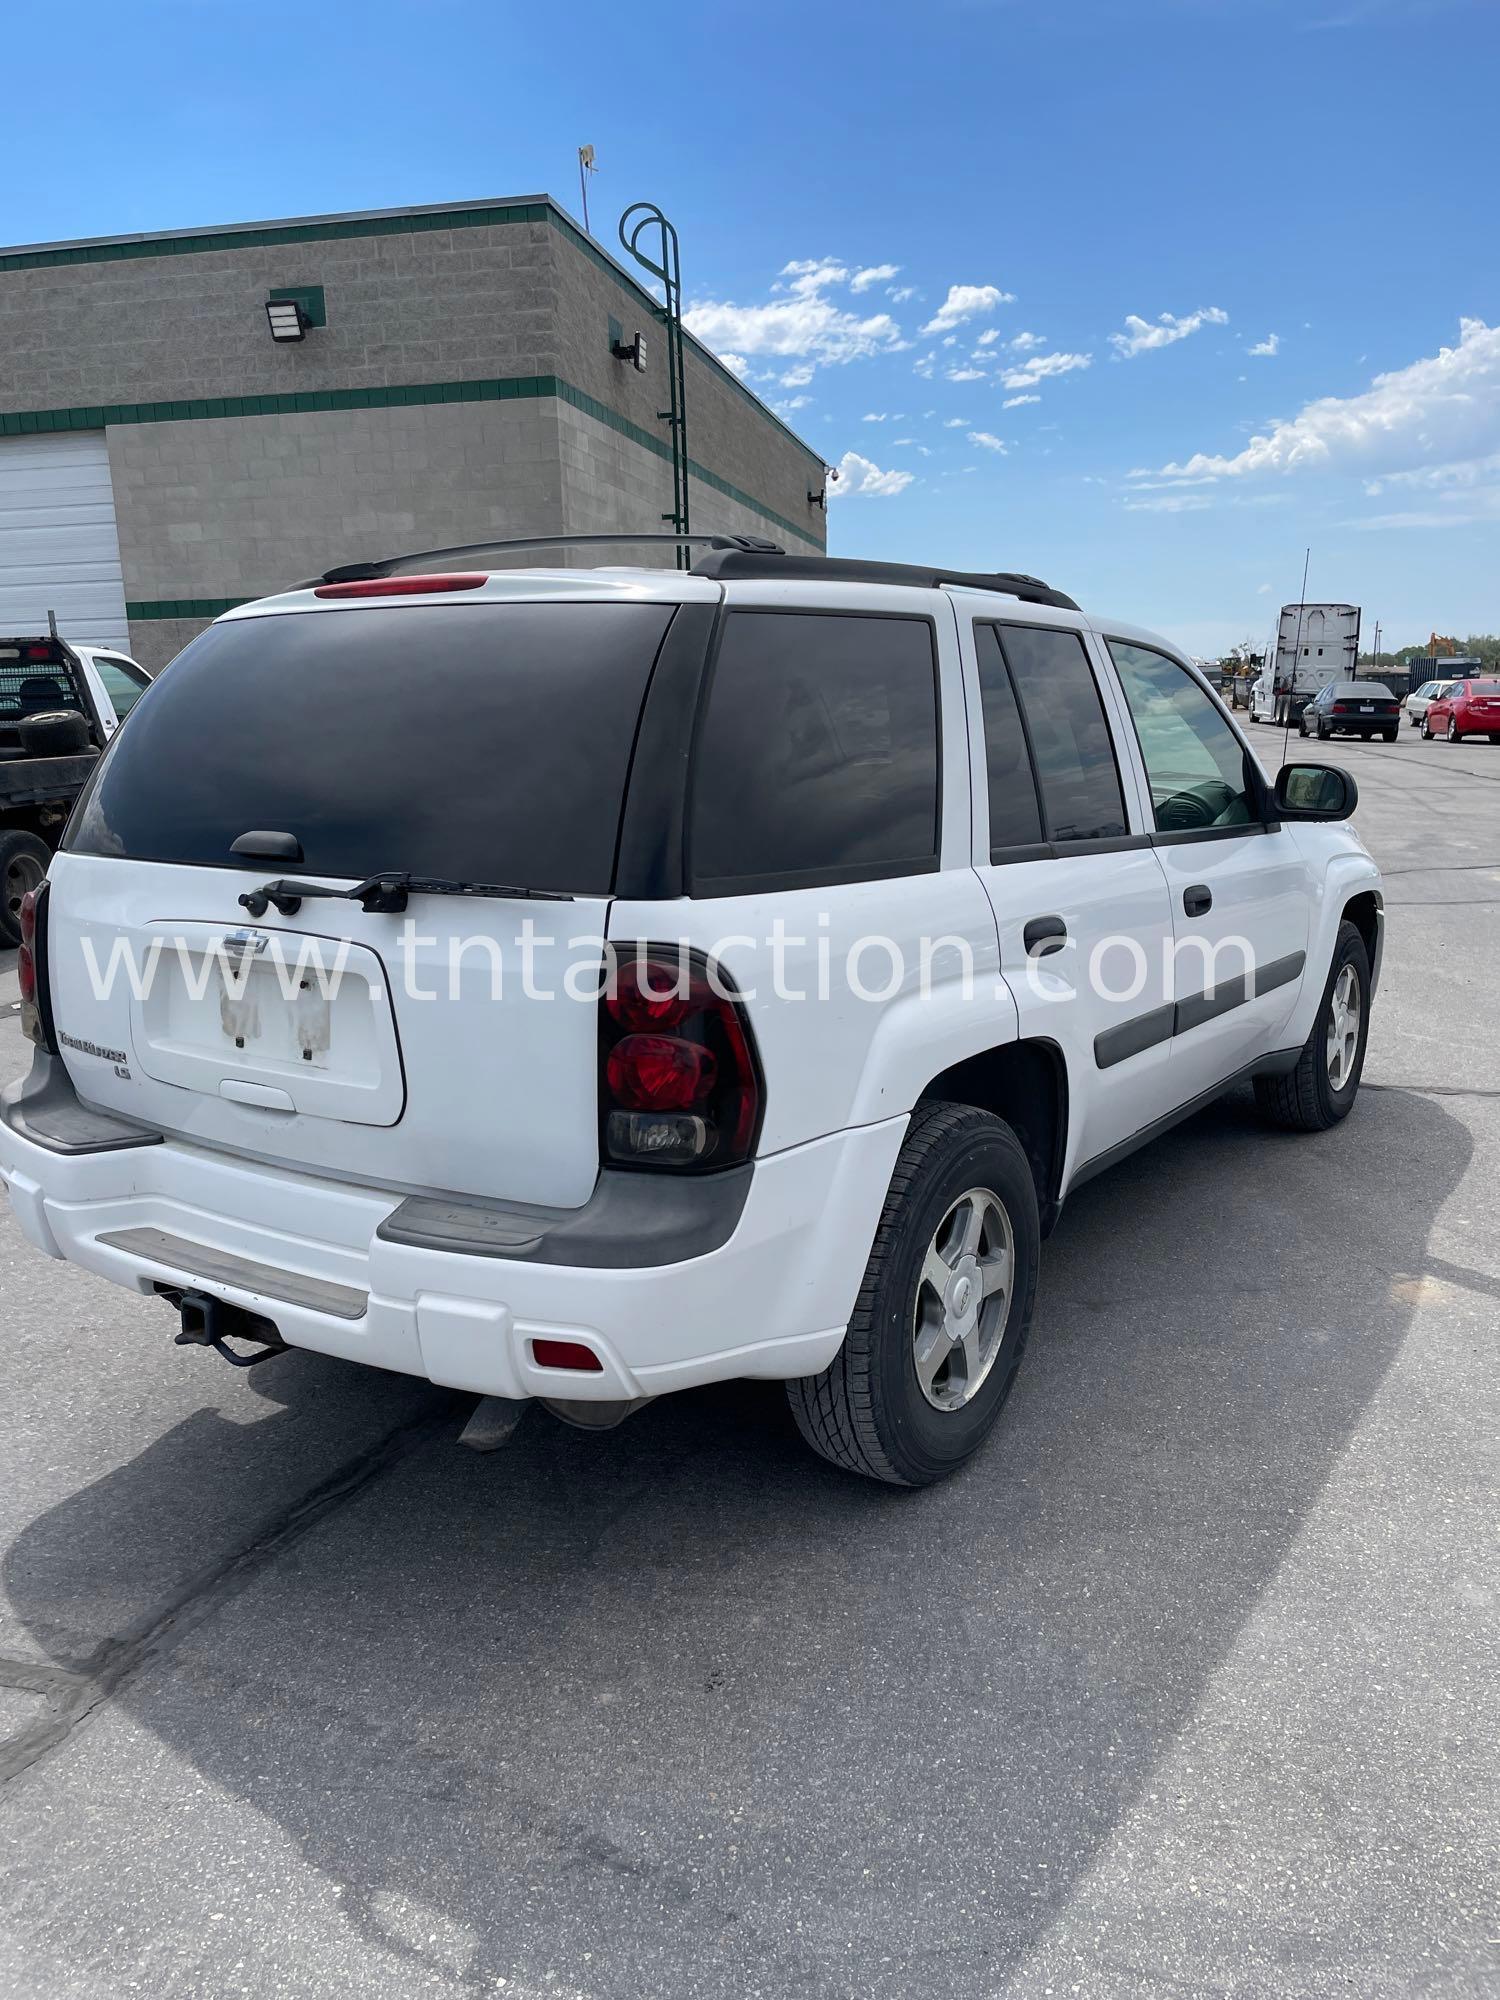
[0,432,129,650]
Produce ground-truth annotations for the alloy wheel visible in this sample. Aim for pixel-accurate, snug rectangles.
[912,1187,1015,1412]
[1326,964,1362,1091]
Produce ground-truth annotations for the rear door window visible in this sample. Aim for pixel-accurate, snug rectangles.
[974,624,1045,854]
[689,610,940,892]
[66,602,678,894]
[989,623,1128,843]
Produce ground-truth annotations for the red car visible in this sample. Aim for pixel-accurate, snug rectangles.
[1421,678,1500,743]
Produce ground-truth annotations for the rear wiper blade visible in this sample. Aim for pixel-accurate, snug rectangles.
[238,873,575,918]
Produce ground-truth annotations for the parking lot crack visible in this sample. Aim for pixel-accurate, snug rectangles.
[0,1396,458,1792]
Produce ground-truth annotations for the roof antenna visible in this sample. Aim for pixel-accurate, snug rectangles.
[1280,547,1311,772]
[46,608,58,640]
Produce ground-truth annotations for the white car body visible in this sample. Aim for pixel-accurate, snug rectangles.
[0,560,1383,1442]
[1404,679,1461,727]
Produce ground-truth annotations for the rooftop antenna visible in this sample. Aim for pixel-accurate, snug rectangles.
[577,145,596,236]
[1280,546,1312,771]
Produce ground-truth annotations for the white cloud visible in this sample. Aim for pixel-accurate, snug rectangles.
[718,352,750,380]
[774,395,812,412]
[685,283,904,366]
[968,431,1007,452]
[1122,491,1215,513]
[830,450,915,499]
[946,367,986,382]
[892,436,916,444]
[1110,306,1230,358]
[889,285,916,303]
[1009,331,1045,353]
[861,412,887,422]
[920,283,1015,336]
[851,263,900,293]
[943,417,969,428]
[1158,318,1500,482]
[1000,350,1092,391]
[1002,393,1042,409]
[1257,582,1272,593]
[976,329,1000,347]
[779,363,815,388]
[1249,333,1281,357]
[778,257,848,297]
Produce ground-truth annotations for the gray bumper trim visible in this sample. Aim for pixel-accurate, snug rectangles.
[97,1226,368,1320]
[1,1053,162,1156]
[377,1165,753,1269]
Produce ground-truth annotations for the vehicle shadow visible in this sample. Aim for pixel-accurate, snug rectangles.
[3,1084,1471,1998]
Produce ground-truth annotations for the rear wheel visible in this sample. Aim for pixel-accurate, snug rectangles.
[1383,728,1398,742]
[1253,920,1370,1133]
[787,1102,1039,1487]
[0,830,49,949]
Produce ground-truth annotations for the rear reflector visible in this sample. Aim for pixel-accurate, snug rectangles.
[532,1338,604,1373]
[313,573,488,599]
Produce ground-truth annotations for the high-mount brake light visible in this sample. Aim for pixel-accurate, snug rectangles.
[600,951,763,1170]
[312,573,488,599]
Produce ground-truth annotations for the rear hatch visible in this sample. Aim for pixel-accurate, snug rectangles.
[46,588,686,1206]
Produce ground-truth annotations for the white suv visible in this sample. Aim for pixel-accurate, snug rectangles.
[0,541,1383,1485]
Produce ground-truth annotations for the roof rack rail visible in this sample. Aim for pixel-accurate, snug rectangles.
[689,549,1079,610]
[307,531,785,587]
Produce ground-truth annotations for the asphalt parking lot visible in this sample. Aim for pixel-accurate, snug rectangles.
[0,725,1495,2000]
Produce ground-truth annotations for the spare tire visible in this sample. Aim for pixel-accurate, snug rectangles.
[18,710,92,758]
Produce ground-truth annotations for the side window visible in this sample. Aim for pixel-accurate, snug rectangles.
[993,623,1128,843]
[1108,641,1255,833]
[973,625,1044,854]
[689,611,940,891]
[93,655,150,723]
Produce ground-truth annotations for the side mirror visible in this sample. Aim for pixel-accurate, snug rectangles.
[1273,763,1358,821]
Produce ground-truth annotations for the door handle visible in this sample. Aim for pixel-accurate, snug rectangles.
[1023,915,1068,958]
[1183,884,1213,917]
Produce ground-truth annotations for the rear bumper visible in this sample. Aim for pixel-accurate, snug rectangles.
[0,1062,904,1401]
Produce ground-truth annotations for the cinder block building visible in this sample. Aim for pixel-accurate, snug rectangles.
[0,196,828,667]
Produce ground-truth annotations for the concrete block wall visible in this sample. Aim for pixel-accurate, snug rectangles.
[0,198,827,666]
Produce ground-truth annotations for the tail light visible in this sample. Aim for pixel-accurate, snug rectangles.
[600,948,763,1170]
[1331,702,1350,714]
[18,884,55,1052]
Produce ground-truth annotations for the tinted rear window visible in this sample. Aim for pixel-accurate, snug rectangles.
[688,610,940,892]
[993,623,1128,843]
[65,603,676,893]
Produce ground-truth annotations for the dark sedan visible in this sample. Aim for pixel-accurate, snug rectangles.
[1299,681,1402,742]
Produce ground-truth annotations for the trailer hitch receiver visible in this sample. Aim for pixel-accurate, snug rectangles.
[164,1288,290,1368]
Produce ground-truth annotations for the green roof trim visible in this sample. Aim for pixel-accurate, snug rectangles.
[127,597,253,621]
[0,197,825,471]
[0,373,820,547]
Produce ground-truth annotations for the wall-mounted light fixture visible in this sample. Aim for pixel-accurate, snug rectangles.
[611,329,648,372]
[265,286,327,343]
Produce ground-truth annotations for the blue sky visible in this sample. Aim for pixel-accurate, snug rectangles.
[6,0,1497,656]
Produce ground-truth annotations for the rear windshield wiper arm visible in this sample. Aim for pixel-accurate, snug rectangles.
[238,872,575,918]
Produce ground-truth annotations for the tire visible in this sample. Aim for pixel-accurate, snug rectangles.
[1383,729,1398,743]
[1448,718,1461,742]
[786,1102,1040,1487]
[0,829,51,948]
[1253,920,1371,1134]
[18,710,91,759]
[1421,717,1434,740]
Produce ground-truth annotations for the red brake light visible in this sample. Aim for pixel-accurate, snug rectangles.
[313,573,487,599]
[600,950,763,1170]
[607,1034,717,1111]
[18,887,51,1049]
